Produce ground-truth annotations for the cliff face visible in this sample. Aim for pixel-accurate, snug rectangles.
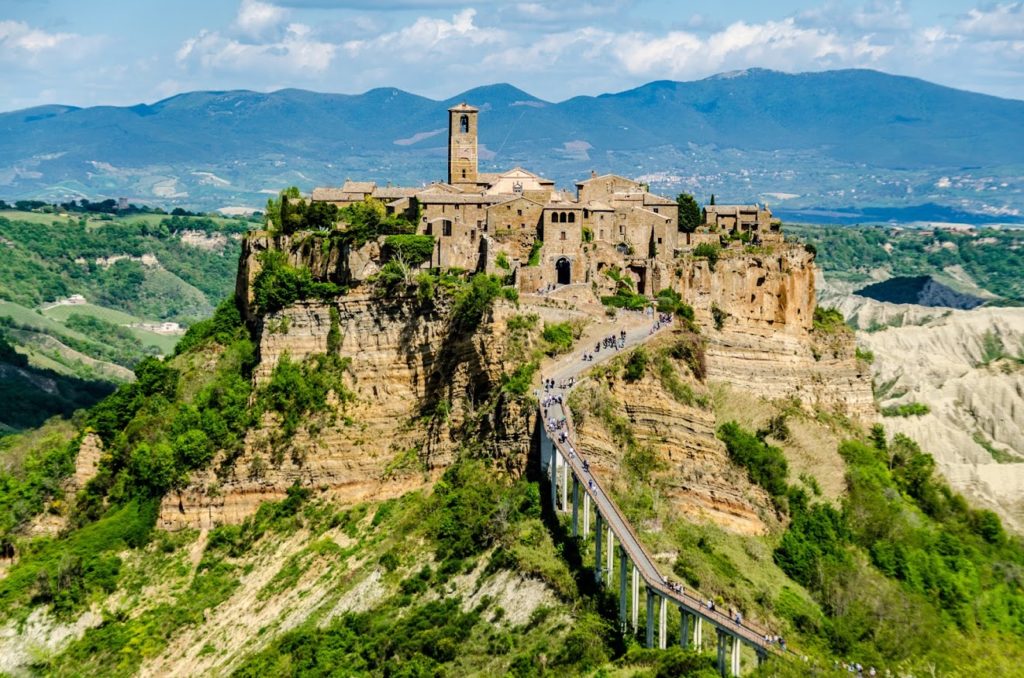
[570,351,777,536]
[164,234,871,531]
[679,245,874,419]
[159,294,536,531]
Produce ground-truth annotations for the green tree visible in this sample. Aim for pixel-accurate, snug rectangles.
[676,193,701,233]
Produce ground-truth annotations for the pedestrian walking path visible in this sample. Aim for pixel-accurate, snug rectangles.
[536,309,793,675]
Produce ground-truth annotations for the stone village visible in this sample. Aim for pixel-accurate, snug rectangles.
[309,102,782,298]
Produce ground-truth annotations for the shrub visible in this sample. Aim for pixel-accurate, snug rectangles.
[855,346,875,363]
[541,322,574,356]
[526,239,543,266]
[717,421,789,508]
[451,273,516,333]
[495,251,510,270]
[711,303,727,330]
[500,361,539,397]
[251,250,341,314]
[694,242,720,270]
[174,297,246,355]
[382,234,434,266]
[259,352,353,438]
[666,334,706,381]
[881,402,930,417]
[812,306,847,334]
[624,347,649,382]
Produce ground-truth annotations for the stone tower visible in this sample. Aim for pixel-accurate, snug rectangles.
[448,102,478,186]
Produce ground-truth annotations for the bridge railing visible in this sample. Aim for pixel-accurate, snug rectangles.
[542,413,788,657]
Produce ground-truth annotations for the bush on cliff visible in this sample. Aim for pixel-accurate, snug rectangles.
[382,234,434,267]
[451,273,518,333]
[693,242,720,270]
[717,421,789,508]
[251,250,341,314]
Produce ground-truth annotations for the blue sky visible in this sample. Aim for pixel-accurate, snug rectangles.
[1,1,1022,111]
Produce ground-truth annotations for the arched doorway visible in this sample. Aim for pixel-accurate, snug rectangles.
[556,257,571,285]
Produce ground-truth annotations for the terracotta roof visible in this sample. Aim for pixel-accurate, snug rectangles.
[416,192,509,204]
[312,188,363,201]
[628,206,671,220]
[372,187,419,199]
[341,180,376,193]
[449,102,479,112]
[487,195,546,209]
[642,193,676,206]
[706,205,761,214]
[496,167,555,184]
[574,173,638,187]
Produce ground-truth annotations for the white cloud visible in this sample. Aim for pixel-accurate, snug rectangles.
[177,22,335,74]
[343,8,505,57]
[483,15,898,88]
[0,20,76,54]
[958,3,1024,39]
[235,0,289,38]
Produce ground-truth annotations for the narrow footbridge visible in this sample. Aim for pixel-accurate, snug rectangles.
[536,318,790,677]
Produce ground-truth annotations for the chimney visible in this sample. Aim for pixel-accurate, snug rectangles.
[591,169,597,179]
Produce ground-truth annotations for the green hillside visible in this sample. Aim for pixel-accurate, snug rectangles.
[788,224,1024,303]
[1,276,1022,676]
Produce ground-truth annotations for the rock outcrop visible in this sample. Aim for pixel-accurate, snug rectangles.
[680,245,874,419]
[159,295,536,531]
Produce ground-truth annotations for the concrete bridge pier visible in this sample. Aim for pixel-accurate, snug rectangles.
[583,493,591,537]
[730,635,741,676]
[549,445,558,510]
[594,511,603,584]
[716,629,728,677]
[694,616,702,649]
[606,527,614,582]
[658,594,668,649]
[645,587,655,648]
[618,549,628,630]
[631,565,639,630]
[571,475,579,537]
[679,608,690,649]
[561,455,568,510]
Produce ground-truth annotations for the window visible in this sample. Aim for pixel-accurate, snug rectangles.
[561,231,566,240]
[460,114,469,133]
[461,169,466,178]
[653,208,659,214]
[657,237,662,244]
[442,221,452,237]
[568,212,575,223]
[517,209,522,216]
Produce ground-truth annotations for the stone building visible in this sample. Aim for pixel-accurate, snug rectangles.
[311,102,784,296]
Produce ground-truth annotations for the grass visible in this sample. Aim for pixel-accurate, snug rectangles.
[881,402,930,417]
[42,302,180,354]
[972,431,1019,464]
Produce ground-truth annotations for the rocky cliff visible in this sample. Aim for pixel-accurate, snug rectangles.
[680,244,874,419]
[163,235,872,531]
[159,294,536,531]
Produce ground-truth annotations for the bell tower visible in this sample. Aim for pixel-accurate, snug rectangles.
[448,102,478,186]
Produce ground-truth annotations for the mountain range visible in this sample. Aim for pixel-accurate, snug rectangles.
[2,68,1023,223]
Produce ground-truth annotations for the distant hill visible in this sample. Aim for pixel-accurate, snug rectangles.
[1,69,1023,220]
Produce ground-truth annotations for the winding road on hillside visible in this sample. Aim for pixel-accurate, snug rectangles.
[535,309,791,663]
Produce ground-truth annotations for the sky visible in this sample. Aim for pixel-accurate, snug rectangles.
[1,0,1023,112]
